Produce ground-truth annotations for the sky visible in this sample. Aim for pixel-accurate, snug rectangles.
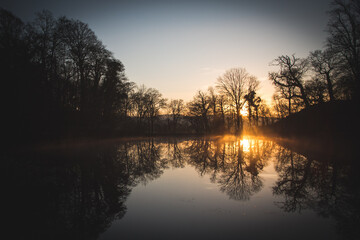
[1,0,333,103]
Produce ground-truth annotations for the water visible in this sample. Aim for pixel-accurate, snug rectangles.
[4,136,359,240]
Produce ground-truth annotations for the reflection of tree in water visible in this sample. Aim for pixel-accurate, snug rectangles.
[5,144,130,239]
[273,144,360,239]
[273,147,315,212]
[4,139,166,240]
[185,137,273,201]
[164,138,186,168]
[9,137,357,239]
[120,139,167,185]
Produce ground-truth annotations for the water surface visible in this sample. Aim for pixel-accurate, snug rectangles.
[5,136,359,239]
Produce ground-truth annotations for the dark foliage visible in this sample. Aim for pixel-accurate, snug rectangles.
[0,9,133,145]
[262,100,359,158]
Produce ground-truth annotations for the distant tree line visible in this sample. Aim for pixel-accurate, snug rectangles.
[270,0,360,118]
[1,0,358,143]
[1,9,136,142]
[0,8,273,142]
[186,68,272,134]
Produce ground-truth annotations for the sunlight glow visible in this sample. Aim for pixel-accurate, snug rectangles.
[240,138,251,152]
[240,108,248,116]
[219,135,252,153]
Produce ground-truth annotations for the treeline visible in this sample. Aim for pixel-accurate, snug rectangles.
[0,8,273,143]
[2,0,359,143]
[0,9,177,141]
[1,9,135,142]
[270,0,360,118]
[186,68,272,134]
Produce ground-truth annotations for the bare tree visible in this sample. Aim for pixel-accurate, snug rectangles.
[258,100,273,126]
[130,85,148,125]
[305,77,327,105]
[144,88,167,135]
[269,55,310,111]
[187,90,211,133]
[273,94,291,119]
[327,0,360,99]
[167,99,184,132]
[58,17,102,113]
[309,49,338,101]
[216,68,252,133]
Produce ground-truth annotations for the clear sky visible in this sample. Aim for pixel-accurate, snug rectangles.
[1,0,333,103]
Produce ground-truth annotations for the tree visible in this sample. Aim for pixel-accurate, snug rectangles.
[309,49,338,101]
[207,87,226,132]
[187,90,211,133]
[305,77,327,105]
[258,101,273,126]
[57,17,102,114]
[244,76,261,126]
[102,58,127,128]
[0,8,33,141]
[327,0,360,100]
[269,55,310,112]
[144,88,167,135]
[216,68,252,133]
[130,85,149,126]
[167,99,185,132]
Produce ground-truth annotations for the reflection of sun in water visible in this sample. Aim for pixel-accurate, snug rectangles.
[240,138,250,152]
[220,135,253,153]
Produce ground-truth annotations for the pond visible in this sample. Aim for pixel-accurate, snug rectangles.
[4,135,359,240]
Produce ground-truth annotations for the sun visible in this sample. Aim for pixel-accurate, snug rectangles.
[240,107,248,116]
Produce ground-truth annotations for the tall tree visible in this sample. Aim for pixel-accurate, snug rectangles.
[216,68,252,133]
[269,55,310,110]
[102,58,127,127]
[167,99,185,132]
[144,88,167,135]
[244,76,261,126]
[187,90,211,133]
[57,17,102,113]
[130,85,149,126]
[309,49,338,101]
[327,0,360,99]
[1,9,136,140]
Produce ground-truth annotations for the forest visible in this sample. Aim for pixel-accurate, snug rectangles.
[1,0,359,145]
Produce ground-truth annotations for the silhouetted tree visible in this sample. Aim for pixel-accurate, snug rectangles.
[1,9,138,141]
[101,58,130,131]
[129,85,167,134]
[144,88,167,135]
[258,100,273,126]
[309,49,338,101]
[167,99,185,132]
[206,87,226,133]
[216,68,253,133]
[130,85,148,128]
[305,77,328,105]
[269,55,310,111]
[187,90,211,133]
[244,77,261,126]
[0,8,43,142]
[327,0,360,100]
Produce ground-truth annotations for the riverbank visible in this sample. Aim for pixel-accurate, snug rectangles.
[260,100,359,163]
